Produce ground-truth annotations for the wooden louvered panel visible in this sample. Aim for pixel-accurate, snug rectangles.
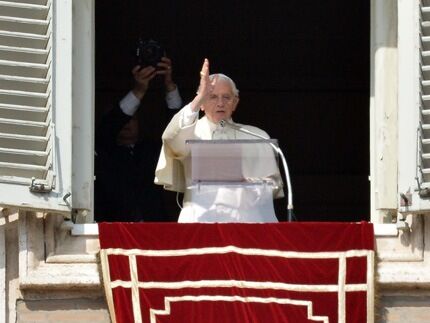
[0,0,52,185]
[0,0,89,214]
[420,1,430,183]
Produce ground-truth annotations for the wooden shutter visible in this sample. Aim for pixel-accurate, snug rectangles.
[417,1,430,196]
[0,0,95,216]
[0,0,53,189]
[398,0,430,212]
[0,0,77,213]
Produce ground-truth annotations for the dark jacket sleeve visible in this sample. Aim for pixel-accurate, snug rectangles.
[94,105,132,222]
[96,105,132,153]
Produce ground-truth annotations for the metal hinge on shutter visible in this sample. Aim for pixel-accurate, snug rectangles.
[30,170,54,192]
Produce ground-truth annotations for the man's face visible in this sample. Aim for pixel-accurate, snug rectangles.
[201,80,239,123]
[117,116,139,145]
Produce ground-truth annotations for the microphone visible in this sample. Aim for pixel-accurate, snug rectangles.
[220,120,294,221]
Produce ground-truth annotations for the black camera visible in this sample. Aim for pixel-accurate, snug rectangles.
[136,38,165,68]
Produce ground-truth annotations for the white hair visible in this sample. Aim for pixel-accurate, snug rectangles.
[209,73,239,97]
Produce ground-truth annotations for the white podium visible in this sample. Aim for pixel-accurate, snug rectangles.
[184,139,282,223]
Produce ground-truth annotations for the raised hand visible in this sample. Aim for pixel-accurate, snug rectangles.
[191,58,218,112]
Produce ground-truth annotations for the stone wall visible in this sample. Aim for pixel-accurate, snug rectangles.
[377,292,430,323]
[16,298,110,323]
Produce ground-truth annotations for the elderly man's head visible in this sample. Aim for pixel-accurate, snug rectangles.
[201,74,239,124]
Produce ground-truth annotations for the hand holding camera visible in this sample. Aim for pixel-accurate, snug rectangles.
[156,57,176,92]
[134,38,177,97]
[131,65,156,100]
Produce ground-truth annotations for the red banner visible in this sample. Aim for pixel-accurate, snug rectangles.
[99,222,374,323]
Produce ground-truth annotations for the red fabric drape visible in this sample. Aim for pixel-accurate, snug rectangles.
[99,222,374,323]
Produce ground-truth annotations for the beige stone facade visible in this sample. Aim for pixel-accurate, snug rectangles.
[1,210,108,322]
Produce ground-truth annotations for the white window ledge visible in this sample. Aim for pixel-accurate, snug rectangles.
[71,223,99,236]
[374,223,398,237]
[71,223,399,237]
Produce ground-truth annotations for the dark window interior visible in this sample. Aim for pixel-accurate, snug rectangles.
[95,1,370,222]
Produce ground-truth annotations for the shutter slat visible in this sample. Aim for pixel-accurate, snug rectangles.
[0,75,49,93]
[0,147,48,165]
[0,91,48,107]
[0,117,48,136]
[420,94,430,109]
[421,51,430,66]
[0,46,49,64]
[422,169,430,183]
[0,104,48,122]
[0,32,48,49]
[421,79,430,95]
[0,161,48,179]
[0,16,49,35]
[421,109,430,124]
[0,1,49,21]
[0,61,48,78]
[0,131,49,151]
[14,1,48,6]
[422,7,430,21]
[421,36,430,52]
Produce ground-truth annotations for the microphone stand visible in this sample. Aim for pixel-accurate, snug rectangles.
[220,120,294,221]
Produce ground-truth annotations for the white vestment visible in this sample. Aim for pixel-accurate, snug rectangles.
[155,105,283,223]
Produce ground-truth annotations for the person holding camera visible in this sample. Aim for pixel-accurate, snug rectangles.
[94,53,182,223]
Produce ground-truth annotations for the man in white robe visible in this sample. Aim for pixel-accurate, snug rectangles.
[155,59,283,222]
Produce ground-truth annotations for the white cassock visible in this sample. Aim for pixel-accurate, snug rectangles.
[154,104,284,223]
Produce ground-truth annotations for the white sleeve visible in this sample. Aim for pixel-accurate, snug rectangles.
[119,91,140,116]
[165,87,183,110]
[180,103,199,127]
